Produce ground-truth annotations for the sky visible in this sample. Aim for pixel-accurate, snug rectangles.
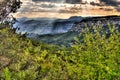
[32,0,120,4]
[14,0,120,18]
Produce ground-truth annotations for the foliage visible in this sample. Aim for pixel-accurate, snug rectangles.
[2,68,11,80]
[0,0,22,21]
[0,23,120,80]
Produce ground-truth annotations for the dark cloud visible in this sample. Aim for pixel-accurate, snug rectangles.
[32,0,82,3]
[32,0,120,5]
[100,0,120,6]
[32,0,120,11]
[32,0,65,3]
[100,0,120,12]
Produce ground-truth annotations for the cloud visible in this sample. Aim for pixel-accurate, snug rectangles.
[100,0,120,6]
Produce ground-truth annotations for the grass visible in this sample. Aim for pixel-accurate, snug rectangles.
[0,23,120,80]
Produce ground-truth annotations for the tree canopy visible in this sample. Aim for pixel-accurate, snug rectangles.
[0,0,22,21]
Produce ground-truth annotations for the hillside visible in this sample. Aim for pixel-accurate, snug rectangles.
[0,0,120,79]
[0,23,120,79]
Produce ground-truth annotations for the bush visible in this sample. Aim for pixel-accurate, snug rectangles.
[0,24,120,80]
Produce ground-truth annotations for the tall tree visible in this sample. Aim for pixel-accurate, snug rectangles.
[0,0,22,21]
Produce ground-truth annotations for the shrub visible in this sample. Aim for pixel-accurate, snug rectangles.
[0,24,120,80]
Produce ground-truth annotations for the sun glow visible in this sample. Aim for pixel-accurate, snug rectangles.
[13,0,120,19]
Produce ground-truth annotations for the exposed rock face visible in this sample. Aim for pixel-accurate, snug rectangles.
[70,16,120,32]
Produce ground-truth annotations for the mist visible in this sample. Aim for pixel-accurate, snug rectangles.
[11,0,120,45]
